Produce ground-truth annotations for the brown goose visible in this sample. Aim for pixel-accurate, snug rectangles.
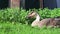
[27,11,60,28]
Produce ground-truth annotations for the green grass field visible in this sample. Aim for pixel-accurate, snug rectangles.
[0,8,60,34]
[0,22,60,34]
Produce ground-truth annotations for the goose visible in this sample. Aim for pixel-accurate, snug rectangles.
[27,11,60,28]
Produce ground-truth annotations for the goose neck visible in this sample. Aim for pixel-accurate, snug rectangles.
[35,14,40,21]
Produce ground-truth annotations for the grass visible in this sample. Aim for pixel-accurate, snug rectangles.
[0,22,60,34]
[0,8,60,34]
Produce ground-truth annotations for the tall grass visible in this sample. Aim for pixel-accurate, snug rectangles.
[0,8,60,24]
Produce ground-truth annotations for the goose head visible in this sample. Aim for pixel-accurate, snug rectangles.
[27,11,37,19]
